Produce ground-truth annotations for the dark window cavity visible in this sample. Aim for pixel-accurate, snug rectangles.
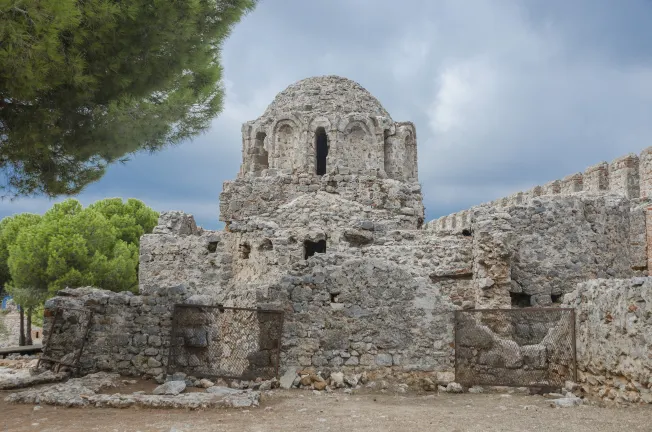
[304,239,326,259]
[315,128,328,175]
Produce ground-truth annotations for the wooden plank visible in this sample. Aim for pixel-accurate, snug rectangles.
[0,344,43,356]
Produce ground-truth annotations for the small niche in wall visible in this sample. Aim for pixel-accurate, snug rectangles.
[462,229,472,237]
[258,238,273,251]
[239,242,251,259]
[510,291,532,308]
[254,132,269,171]
[330,293,339,303]
[304,239,326,259]
[551,293,563,304]
[207,241,218,253]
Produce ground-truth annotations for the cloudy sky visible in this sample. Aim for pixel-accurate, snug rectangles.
[3,0,652,229]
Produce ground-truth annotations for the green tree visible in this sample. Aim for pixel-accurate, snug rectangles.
[88,198,158,246]
[0,212,42,345]
[8,198,157,295]
[4,197,158,344]
[0,0,257,198]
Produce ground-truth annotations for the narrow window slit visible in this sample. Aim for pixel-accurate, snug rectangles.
[315,128,328,175]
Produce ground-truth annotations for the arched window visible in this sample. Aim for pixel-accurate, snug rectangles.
[253,132,268,172]
[383,131,392,178]
[315,128,328,175]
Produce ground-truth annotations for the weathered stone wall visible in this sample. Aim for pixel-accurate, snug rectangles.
[220,174,424,226]
[256,255,455,374]
[563,277,652,404]
[139,212,224,296]
[44,286,189,378]
[506,195,633,305]
[464,195,634,308]
[428,146,652,250]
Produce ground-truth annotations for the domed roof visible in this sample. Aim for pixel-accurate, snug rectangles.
[260,75,392,120]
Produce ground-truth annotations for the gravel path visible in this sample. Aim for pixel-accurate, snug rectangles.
[1,389,651,432]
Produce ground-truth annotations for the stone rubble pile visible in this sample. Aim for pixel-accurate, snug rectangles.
[4,372,261,409]
[0,366,68,390]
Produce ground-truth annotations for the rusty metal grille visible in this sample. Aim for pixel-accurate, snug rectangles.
[37,307,93,373]
[168,304,284,381]
[454,308,576,388]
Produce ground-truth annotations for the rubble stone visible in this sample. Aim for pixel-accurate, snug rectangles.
[153,381,186,396]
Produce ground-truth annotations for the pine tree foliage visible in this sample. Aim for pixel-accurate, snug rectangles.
[0,0,257,197]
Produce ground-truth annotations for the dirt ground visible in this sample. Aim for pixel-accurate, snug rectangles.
[1,388,651,432]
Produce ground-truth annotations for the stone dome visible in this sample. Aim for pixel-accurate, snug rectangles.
[260,75,392,120]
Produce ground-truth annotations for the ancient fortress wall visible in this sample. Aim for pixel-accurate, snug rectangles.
[428,147,652,234]
[447,194,635,312]
[44,286,190,377]
[563,277,652,404]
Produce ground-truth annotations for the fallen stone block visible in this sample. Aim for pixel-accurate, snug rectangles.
[153,380,186,395]
[0,369,69,390]
[550,397,583,408]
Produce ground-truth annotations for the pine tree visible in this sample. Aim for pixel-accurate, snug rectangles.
[0,0,257,197]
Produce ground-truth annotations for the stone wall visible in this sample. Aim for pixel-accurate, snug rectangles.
[44,286,189,378]
[455,309,573,387]
[457,195,635,308]
[506,195,633,305]
[138,213,223,296]
[219,174,424,226]
[428,146,652,239]
[563,277,652,404]
[257,255,455,374]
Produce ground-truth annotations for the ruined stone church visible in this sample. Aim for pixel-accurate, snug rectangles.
[49,75,652,400]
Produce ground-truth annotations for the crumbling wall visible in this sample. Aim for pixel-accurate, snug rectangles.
[563,277,652,404]
[428,146,652,250]
[455,310,573,387]
[459,195,634,308]
[257,256,455,374]
[507,195,633,305]
[44,286,189,378]
[220,174,424,226]
[138,212,225,296]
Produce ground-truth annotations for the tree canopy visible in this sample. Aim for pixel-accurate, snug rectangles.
[4,198,158,296]
[0,212,42,292]
[0,0,257,198]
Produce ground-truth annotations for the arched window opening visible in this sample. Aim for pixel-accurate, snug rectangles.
[253,132,268,172]
[404,133,416,180]
[383,133,392,178]
[315,128,328,176]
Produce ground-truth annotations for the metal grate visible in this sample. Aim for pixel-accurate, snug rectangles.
[454,308,576,388]
[37,307,94,374]
[168,304,284,381]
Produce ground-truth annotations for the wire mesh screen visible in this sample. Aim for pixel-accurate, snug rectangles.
[454,308,576,388]
[39,307,93,372]
[168,304,284,381]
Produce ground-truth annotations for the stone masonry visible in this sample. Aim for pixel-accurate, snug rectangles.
[44,75,652,399]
